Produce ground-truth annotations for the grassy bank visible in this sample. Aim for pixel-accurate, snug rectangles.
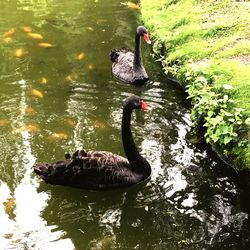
[140,0,250,169]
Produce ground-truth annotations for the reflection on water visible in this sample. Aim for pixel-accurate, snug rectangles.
[0,0,249,249]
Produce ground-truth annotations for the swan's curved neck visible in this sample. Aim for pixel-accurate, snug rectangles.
[133,33,142,70]
[122,107,150,175]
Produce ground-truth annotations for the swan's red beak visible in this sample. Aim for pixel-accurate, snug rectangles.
[140,100,151,112]
[143,33,151,44]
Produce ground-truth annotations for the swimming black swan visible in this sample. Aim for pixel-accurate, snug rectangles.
[33,95,151,190]
[110,26,151,84]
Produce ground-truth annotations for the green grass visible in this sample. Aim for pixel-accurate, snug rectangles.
[140,0,250,169]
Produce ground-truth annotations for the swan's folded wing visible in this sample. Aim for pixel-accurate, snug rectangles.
[66,152,140,189]
[111,50,134,83]
[71,151,130,170]
[33,151,141,189]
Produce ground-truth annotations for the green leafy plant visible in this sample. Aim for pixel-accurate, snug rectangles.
[141,0,250,168]
[185,67,249,157]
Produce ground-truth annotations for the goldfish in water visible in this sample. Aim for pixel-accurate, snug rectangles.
[92,120,107,129]
[13,124,40,133]
[122,2,140,10]
[31,89,43,98]
[3,197,16,219]
[40,77,48,84]
[77,52,85,60]
[20,107,36,114]
[4,37,12,43]
[22,26,32,33]
[48,132,68,140]
[66,73,79,81]
[64,118,76,127]
[86,27,94,32]
[38,42,53,48]
[0,120,10,126]
[27,32,43,40]
[3,28,15,38]
[15,48,25,57]
[88,64,94,70]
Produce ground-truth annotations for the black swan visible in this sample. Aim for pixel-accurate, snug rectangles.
[110,26,151,84]
[33,95,151,190]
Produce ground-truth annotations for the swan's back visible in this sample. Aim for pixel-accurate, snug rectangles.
[33,149,144,190]
[110,48,134,82]
[110,48,148,84]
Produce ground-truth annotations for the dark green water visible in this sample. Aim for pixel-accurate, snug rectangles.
[0,1,248,249]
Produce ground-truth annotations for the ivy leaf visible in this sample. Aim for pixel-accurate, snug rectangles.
[223,95,229,102]
[223,84,233,90]
[224,112,233,117]
[223,136,232,145]
[211,116,223,126]
[207,110,214,117]
[245,117,250,126]
[218,124,231,135]
[211,133,219,143]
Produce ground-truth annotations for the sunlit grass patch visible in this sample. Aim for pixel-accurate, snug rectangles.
[141,0,250,169]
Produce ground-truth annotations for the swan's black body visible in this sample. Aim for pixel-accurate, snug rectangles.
[110,26,151,84]
[33,95,151,190]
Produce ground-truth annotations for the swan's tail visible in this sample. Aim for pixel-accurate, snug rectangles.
[33,150,87,185]
[110,48,133,63]
[110,49,119,63]
[33,160,69,184]
[33,163,51,180]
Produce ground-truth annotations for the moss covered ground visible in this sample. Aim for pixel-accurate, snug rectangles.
[140,0,250,169]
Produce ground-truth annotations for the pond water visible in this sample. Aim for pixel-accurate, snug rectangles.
[0,0,248,249]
